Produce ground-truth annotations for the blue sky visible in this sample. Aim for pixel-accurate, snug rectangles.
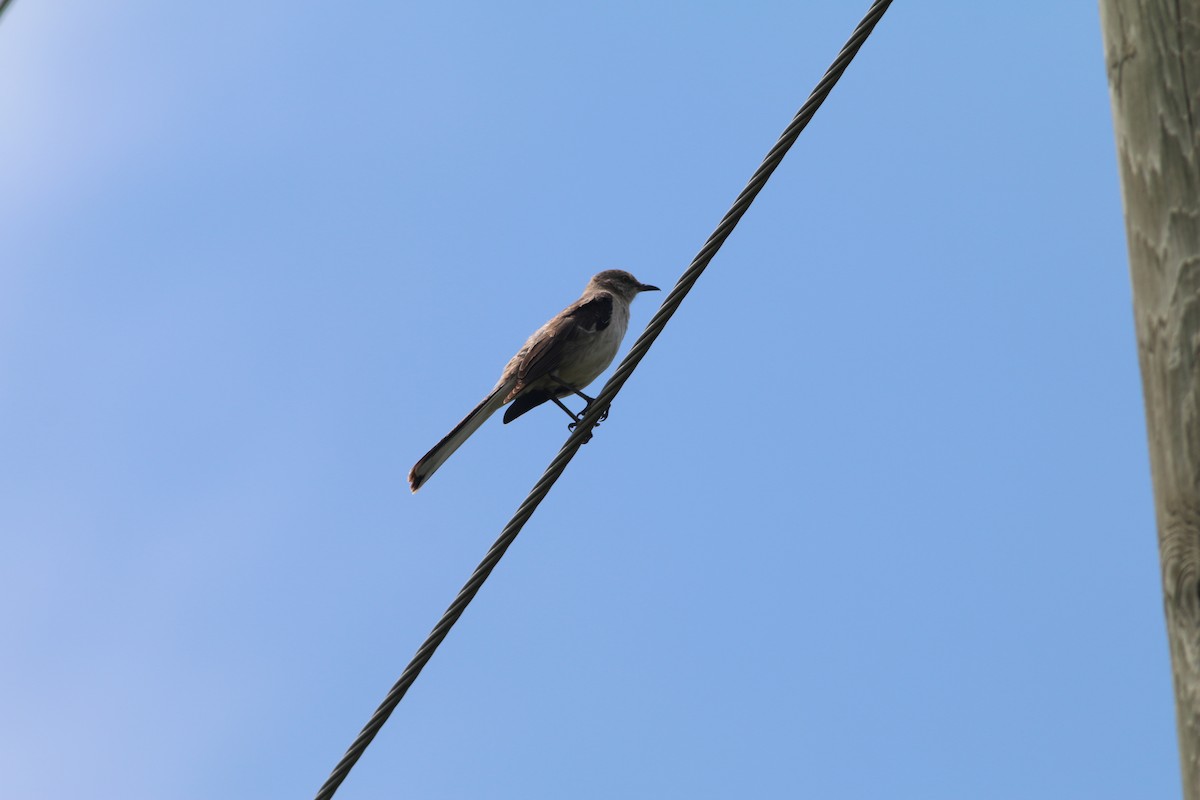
[0,2,1176,798]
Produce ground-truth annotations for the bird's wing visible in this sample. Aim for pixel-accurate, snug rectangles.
[507,293,613,399]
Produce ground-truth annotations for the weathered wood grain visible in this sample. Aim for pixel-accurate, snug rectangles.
[1100,0,1200,794]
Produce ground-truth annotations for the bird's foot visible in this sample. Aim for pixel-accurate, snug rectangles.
[578,393,609,424]
[567,403,609,443]
[567,419,594,444]
[551,377,607,423]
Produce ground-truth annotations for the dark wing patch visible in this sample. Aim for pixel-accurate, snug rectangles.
[573,294,612,332]
[509,294,613,396]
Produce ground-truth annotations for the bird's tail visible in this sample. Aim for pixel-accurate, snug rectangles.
[408,388,506,492]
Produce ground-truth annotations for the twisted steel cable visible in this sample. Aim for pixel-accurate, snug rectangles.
[315,1,893,797]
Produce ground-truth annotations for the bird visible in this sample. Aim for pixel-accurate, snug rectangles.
[408,269,660,492]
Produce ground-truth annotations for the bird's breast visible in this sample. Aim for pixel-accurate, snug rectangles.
[556,302,630,387]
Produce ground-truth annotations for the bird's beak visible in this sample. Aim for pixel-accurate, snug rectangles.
[639,283,660,293]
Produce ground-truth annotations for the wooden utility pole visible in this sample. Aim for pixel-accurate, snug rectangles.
[1100,1,1200,795]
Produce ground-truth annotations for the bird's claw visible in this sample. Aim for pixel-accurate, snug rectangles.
[568,409,605,443]
[566,418,594,444]
[579,401,608,424]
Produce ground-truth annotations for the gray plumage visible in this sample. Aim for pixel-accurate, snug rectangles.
[408,270,659,492]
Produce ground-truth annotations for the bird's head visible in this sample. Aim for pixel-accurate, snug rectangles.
[589,269,660,302]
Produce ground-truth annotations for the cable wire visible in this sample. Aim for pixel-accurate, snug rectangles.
[314,2,893,797]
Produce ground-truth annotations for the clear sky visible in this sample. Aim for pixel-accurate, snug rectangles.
[0,2,1176,798]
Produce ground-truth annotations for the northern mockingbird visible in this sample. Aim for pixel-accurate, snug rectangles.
[408,269,659,492]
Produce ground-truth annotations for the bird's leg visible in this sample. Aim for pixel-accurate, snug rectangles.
[550,395,583,423]
[549,376,609,423]
[548,396,594,444]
